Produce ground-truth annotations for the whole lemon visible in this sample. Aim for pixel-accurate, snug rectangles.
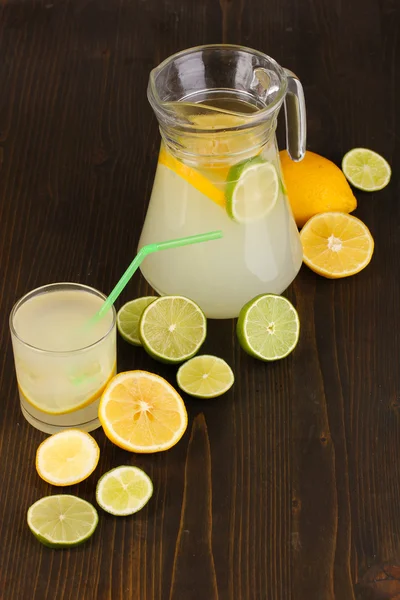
[280,150,357,227]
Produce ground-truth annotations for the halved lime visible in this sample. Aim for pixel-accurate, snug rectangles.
[237,294,300,361]
[342,148,391,191]
[117,296,157,345]
[96,466,153,516]
[226,157,279,223]
[177,355,234,398]
[27,495,98,548]
[139,295,207,364]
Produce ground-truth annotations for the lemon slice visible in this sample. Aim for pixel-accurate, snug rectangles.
[117,296,157,346]
[342,148,391,191]
[158,147,226,208]
[27,495,98,548]
[96,466,153,516]
[177,355,234,398]
[139,295,207,364]
[300,211,374,278]
[99,371,188,453]
[36,429,100,486]
[237,294,300,361]
[226,157,279,223]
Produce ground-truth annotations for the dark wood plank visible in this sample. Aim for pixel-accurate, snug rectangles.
[0,0,399,599]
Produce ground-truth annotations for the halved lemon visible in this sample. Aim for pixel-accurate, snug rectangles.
[300,212,374,278]
[99,371,188,453]
[36,429,100,486]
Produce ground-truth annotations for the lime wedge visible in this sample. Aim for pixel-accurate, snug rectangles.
[226,157,279,223]
[117,296,158,345]
[237,294,300,361]
[27,495,98,548]
[139,295,207,364]
[342,148,391,191]
[177,354,234,398]
[96,466,153,516]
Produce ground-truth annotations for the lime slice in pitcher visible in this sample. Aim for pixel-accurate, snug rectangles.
[117,296,158,345]
[226,157,279,223]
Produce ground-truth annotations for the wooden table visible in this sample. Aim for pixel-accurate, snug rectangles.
[0,1,398,598]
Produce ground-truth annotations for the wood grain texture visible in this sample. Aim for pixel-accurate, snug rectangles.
[0,0,399,598]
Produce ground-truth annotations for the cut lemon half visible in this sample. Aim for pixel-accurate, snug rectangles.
[99,371,188,453]
[36,429,100,486]
[177,355,234,398]
[226,157,279,223]
[300,212,374,278]
[139,295,207,364]
[158,146,226,208]
[237,294,300,361]
[342,148,391,191]
[117,296,157,346]
[27,495,98,548]
[96,466,153,516]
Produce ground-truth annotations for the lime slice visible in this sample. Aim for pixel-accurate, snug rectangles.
[177,355,234,398]
[342,148,391,191]
[117,296,158,345]
[139,295,207,364]
[237,294,300,361]
[226,157,279,223]
[96,466,153,516]
[27,495,98,548]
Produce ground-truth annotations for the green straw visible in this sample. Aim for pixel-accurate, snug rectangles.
[91,230,223,324]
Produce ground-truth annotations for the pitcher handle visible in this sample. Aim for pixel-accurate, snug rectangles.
[283,69,306,162]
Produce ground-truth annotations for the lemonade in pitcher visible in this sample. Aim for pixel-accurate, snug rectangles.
[10,283,116,434]
[139,45,306,318]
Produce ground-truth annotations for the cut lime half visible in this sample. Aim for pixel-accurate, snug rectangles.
[226,157,279,223]
[237,294,300,361]
[177,355,234,398]
[117,296,158,345]
[27,495,98,548]
[96,466,153,516]
[139,295,207,364]
[342,148,391,191]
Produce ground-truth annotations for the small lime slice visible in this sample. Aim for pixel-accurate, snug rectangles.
[117,297,158,345]
[342,148,391,191]
[237,294,300,361]
[177,355,234,398]
[96,466,153,516]
[226,157,279,223]
[139,295,207,364]
[27,495,98,548]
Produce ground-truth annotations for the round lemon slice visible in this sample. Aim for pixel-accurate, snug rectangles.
[99,371,188,453]
[36,429,100,486]
[300,211,374,278]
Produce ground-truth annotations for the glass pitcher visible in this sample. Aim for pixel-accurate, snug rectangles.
[138,44,306,319]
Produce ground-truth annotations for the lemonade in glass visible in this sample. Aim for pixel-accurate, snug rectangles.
[10,283,116,434]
